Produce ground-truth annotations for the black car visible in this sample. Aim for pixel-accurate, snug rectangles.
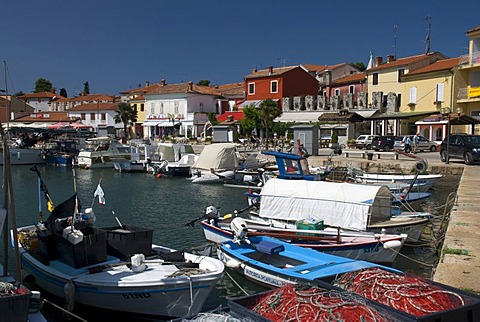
[440,134,480,165]
[371,135,402,151]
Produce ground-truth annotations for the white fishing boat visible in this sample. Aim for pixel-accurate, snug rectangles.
[189,143,238,183]
[198,208,406,264]
[254,178,431,242]
[146,143,198,177]
[0,147,46,165]
[77,137,133,169]
[356,173,443,186]
[14,220,224,319]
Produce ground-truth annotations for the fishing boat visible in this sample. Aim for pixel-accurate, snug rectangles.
[199,208,406,264]
[251,178,432,241]
[146,142,198,176]
[11,168,225,319]
[189,143,239,183]
[77,137,133,169]
[0,146,46,165]
[217,218,399,288]
[356,173,443,186]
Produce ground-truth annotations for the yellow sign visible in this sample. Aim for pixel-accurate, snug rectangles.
[468,86,480,98]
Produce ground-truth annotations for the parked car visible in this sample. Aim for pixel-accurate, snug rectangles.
[355,135,377,149]
[440,134,480,165]
[394,135,439,152]
[372,135,402,151]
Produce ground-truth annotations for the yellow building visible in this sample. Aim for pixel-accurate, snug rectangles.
[456,25,480,134]
[365,52,447,135]
[400,57,460,141]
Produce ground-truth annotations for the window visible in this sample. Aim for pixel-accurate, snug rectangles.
[101,113,106,121]
[150,103,155,114]
[270,81,278,93]
[372,73,378,85]
[140,103,144,112]
[159,103,164,115]
[409,87,417,104]
[133,104,138,112]
[397,68,405,82]
[81,113,86,120]
[334,89,340,96]
[349,85,355,94]
[435,83,444,102]
[174,102,179,114]
[248,83,255,95]
[90,113,96,120]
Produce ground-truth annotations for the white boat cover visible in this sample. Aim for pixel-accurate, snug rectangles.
[258,179,392,231]
[192,143,238,172]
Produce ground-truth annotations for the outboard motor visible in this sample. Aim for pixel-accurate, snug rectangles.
[230,217,249,244]
[204,206,219,219]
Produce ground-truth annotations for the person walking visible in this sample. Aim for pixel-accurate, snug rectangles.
[413,133,420,153]
[403,135,412,153]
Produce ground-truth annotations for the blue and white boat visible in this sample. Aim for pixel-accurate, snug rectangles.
[217,218,400,287]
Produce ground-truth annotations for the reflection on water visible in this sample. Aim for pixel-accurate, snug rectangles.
[0,166,461,321]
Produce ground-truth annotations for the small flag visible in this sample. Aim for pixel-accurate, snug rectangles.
[94,184,105,205]
[47,200,55,212]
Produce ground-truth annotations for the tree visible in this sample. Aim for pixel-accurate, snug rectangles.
[34,78,53,93]
[114,103,138,143]
[258,99,282,149]
[59,88,68,98]
[349,62,366,71]
[13,91,24,97]
[197,80,210,86]
[83,81,90,95]
[240,106,261,136]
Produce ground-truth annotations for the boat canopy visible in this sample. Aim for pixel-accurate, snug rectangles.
[191,143,238,172]
[258,178,392,231]
[155,143,194,162]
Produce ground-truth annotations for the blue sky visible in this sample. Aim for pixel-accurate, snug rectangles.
[3,0,479,97]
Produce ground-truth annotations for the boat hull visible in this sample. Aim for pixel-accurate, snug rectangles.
[201,221,404,264]
[15,226,224,319]
[0,149,46,165]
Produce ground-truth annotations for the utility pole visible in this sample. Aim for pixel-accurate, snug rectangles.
[393,25,398,59]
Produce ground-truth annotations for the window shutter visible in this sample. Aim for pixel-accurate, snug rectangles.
[409,87,417,104]
[436,83,444,102]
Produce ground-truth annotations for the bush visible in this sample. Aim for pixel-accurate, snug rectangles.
[331,131,338,144]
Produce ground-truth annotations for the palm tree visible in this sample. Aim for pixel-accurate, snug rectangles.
[114,103,138,143]
[258,99,282,149]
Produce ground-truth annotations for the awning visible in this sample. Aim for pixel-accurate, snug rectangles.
[275,112,324,123]
[367,111,439,120]
[157,121,175,127]
[238,100,263,108]
[143,120,162,127]
[355,110,379,118]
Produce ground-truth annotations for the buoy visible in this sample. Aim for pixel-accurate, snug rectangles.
[156,173,162,178]
[226,259,241,269]
[383,240,402,250]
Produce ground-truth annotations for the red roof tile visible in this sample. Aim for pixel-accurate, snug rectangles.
[367,52,446,72]
[15,111,75,122]
[146,82,221,96]
[404,57,461,76]
[68,103,119,111]
[331,72,366,85]
[216,111,245,122]
[18,92,62,99]
[245,66,297,79]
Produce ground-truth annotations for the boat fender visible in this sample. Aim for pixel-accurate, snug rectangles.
[415,160,428,172]
[131,254,147,273]
[83,208,96,225]
[225,259,241,269]
[63,281,75,312]
[383,240,402,250]
[156,173,162,178]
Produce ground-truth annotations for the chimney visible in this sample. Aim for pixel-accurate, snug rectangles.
[160,79,166,86]
[188,81,193,91]
[375,56,383,67]
[252,68,257,73]
[269,66,273,74]
[145,81,150,87]
[387,55,395,63]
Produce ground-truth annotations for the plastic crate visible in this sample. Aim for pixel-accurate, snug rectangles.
[295,219,324,236]
[100,225,153,260]
[0,284,31,322]
[56,226,107,268]
[228,284,405,322]
[37,229,58,262]
[315,269,480,322]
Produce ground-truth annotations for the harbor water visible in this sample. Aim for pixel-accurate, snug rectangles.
[0,165,460,321]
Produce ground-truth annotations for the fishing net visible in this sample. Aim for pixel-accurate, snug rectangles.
[334,267,467,317]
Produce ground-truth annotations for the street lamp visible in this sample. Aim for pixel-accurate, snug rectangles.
[440,107,451,164]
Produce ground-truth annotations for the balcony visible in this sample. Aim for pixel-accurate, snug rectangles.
[457,86,480,103]
[458,51,480,68]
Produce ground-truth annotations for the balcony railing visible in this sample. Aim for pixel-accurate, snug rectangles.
[457,87,480,100]
[458,51,480,65]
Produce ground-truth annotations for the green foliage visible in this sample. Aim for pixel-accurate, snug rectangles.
[83,81,90,95]
[349,62,366,71]
[59,88,68,98]
[13,91,24,97]
[114,103,138,142]
[207,112,219,125]
[331,131,338,143]
[34,78,53,93]
[240,106,260,135]
[197,80,211,86]
[348,138,356,145]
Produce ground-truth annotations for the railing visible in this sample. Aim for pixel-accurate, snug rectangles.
[457,88,468,100]
[458,51,480,65]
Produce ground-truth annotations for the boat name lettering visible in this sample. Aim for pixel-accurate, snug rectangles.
[122,293,152,299]
[245,267,284,287]
[363,244,380,254]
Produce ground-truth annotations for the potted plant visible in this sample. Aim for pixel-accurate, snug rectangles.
[330,131,339,149]
[347,139,356,149]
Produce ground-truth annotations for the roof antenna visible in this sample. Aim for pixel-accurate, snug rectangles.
[393,25,398,59]
[424,15,432,54]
